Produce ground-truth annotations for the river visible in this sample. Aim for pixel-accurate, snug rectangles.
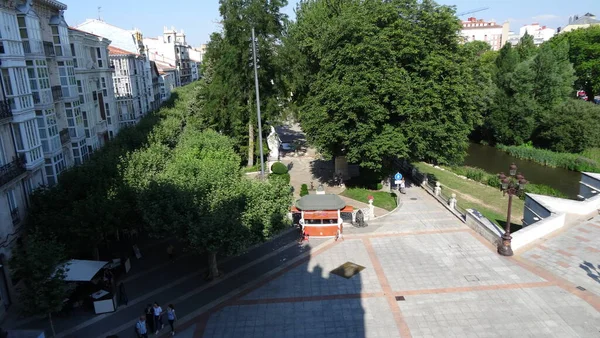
[463,143,581,199]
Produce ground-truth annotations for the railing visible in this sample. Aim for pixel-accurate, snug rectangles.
[59,128,70,145]
[43,41,55,57]
[0,100,12,119]
[10,208,20,225]
[52,86,62,101]
[0,157,26,188]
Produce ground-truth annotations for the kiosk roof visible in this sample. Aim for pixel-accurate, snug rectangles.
[295,194,346,211]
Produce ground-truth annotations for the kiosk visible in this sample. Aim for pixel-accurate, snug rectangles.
[292,194,353,237]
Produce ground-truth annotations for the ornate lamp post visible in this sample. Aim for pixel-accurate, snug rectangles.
[497,163,527,256]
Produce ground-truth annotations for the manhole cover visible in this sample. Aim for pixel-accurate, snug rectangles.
[331,262,365,279]
[577,286,586,291]
[410,198,418,200]
[464,275,480,282]
[395,296,406,301]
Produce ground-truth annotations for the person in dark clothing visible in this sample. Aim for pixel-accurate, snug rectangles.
[144,304,155,333]
[118,282,128,306]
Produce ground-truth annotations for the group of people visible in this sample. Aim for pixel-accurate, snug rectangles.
[135,303,177,337]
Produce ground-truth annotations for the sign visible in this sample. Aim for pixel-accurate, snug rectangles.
[394,172,402,180]
[395,180,401,185]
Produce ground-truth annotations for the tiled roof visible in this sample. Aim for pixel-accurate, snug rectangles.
[108,46,137,56]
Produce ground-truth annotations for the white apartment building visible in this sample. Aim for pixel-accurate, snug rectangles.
[144,27,193,86]
[158,70,175,102]
[461,17,510,51]
[75,20,155,127]
[68,28,117,148]
[519,24,555,45]
[149,61,160,111]
[188,46,203,81]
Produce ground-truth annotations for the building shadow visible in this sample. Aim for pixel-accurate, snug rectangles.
[203,241,368,338]
[309,159,338,186]
[579,261,600,284]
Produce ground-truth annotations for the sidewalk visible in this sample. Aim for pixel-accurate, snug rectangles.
[8,228,320,337]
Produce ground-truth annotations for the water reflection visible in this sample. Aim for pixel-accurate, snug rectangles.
[463,143,580,199]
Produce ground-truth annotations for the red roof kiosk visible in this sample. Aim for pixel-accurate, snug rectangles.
[292,194,353,237]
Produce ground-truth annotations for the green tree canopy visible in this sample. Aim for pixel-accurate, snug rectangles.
[284,0,481,168]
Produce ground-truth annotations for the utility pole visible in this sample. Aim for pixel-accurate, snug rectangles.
[251,27,265,179]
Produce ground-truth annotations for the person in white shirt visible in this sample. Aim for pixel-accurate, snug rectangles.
[153,302,164,334]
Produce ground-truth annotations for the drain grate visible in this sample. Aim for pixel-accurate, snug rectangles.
[395,296,406,301]
[410,198,418,200]
[464,275,480,282]
[331,262,366,279]
[577,286,586,291]
[448,244,461,249]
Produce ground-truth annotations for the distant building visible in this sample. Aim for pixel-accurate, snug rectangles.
[460,17,510,51]
[75,20,155,127]
[144,27,193,86]
[149,61,161,111]
[507,23,555,46]
[155,60,176,102]
[188,46,204,81]
[560,13,600,33]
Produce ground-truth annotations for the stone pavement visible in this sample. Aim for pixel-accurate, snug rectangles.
[165,187,600,338]
[521,215,600,297]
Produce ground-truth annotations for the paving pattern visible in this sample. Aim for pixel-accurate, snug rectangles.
[521,217,600,297]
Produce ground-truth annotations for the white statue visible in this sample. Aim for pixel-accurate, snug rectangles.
[267,126,282,160]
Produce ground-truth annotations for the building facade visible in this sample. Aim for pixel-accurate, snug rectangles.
[149,61,160,111]
[144,27,193,87]
[75,20,155,127]
[560,13,600,33]
[461,17,510,51]
[68,28,117,149]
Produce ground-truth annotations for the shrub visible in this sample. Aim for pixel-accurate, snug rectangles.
[271,162,288,175]
[376,183,383,190]
[524,183,567,198]
[269,172,290,184]
[497,144,600,172]
[487,175,501,189]
[300,184,309,196]
[465,167,486,183]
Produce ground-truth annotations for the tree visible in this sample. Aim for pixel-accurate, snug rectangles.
[284,0,481,168]
[548,26,600,99]
[516,31,537,61]
[199,0,288,166]
[535,99,600,153]
[10,233,71,337]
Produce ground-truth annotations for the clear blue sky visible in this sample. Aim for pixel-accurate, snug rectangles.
[62,0,598,47]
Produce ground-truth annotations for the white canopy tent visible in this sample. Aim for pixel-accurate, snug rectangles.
[63,259,108,282]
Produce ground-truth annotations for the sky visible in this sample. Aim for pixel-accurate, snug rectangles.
[62,0,599,47]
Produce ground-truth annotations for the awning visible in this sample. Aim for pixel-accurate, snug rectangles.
[295,194,346,211]
[63,259,108,282]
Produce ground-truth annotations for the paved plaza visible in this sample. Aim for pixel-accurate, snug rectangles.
[175,186,600,338]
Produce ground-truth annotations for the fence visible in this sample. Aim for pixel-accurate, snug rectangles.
[394,159,467,221]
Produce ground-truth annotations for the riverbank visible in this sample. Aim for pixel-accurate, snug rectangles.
[497,144,600,172]
[413,162,524,230]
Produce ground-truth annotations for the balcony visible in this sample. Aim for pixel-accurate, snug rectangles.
[97,120,108,134]
[52,86,62,101]
[0,100,12,120]
[43,41,55,57]
[0,157,26,188]
[59,128,70,145]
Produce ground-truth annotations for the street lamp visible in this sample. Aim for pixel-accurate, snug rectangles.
[497,163,527,256]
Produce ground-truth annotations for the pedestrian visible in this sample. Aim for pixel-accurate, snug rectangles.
[400,177,406,194]
[144,304,155,333]
[335,224,344,241]
[167,244,174,262]
[153,302,164,334]
[118,282,128,306]
[135,316,149,338]
[167,304,177,336]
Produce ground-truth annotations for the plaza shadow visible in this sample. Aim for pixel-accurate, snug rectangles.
[579,261,600,284]
[202,242,369,338]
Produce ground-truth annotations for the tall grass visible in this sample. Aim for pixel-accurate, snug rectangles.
[497,144,600,172]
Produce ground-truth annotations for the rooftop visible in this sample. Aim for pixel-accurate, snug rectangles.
[108,46,137,56]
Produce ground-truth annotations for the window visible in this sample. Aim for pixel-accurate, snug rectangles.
[6,189,17,212]
[0,137,5,165]
[36,109,59,154]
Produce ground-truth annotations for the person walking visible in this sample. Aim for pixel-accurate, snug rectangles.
[153,302,164,334]
[167,244,175,262]
[144,304,155,333]
[136,316,149,338]
[167,304,177,336]
[118,282,128,306]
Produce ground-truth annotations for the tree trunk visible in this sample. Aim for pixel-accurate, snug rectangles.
[247,120,255,167]
[207,251,219,280]
[48,312,56,338]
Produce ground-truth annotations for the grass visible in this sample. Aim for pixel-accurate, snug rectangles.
[242,163,261,173]
[340,188,398,211]
[413,162,524,229]
[497,144,600,172]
